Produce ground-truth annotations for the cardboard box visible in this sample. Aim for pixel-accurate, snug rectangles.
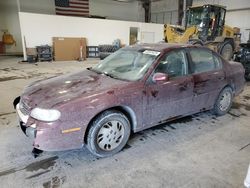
[53,37,87,61]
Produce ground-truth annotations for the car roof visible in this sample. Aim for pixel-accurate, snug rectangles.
[124,43,192,52]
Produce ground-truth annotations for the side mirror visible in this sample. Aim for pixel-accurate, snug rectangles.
[152,72,168,83]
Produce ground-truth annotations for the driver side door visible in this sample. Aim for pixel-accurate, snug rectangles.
[143,49,194,127]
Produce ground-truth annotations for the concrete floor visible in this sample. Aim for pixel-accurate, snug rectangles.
[0,56,250,188]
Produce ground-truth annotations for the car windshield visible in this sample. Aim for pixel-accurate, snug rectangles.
[92,48,160,81]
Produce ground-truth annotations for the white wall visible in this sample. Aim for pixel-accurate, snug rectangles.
[226,10,250,42]
[193,0,250,42]
[0,0,23,53]
[19,12,164,59]
[0,0,145,54]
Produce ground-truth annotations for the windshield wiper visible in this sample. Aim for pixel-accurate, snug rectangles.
[103,72,130,81]
[88,68,128,81]
[102,72,118,79]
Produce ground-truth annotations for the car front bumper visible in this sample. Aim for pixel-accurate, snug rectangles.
[15,101,84,151]
[16,103,37,139]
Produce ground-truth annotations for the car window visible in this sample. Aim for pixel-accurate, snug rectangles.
[189,49,222,73]
[155,50,188,78]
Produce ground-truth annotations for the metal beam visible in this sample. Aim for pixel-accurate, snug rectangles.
[227,7,250,12]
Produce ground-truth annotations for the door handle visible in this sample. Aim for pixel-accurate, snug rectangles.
[218,77,225,81]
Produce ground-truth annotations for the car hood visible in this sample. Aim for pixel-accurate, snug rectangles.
[21,69,127,109]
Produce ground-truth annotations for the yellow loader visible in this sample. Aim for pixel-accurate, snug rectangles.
[164,4,241,60]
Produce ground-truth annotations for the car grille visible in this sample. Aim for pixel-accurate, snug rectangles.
[20,100,30,115]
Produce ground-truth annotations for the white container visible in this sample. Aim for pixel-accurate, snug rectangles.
[245,164,250,188]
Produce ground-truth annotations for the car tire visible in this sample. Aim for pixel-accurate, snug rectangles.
[99,45,117,53]
[212,87,233,116]
[87,110,131,157]
[219,40,234,60]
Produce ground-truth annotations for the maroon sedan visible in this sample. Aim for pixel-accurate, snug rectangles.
[14,43,245,157]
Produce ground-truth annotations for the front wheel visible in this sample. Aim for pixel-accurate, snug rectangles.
[212,87,233,116]
[87,110,131,157]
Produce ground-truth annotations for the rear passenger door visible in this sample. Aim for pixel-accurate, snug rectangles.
[187,48,227,112]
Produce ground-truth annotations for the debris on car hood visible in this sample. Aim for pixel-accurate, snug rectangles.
[21,70,127,109]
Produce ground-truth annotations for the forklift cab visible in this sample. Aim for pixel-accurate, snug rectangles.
[186,5,226,41]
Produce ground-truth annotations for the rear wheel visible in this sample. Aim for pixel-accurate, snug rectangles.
[212,87,233,116]
[220,41,234,60]
[87,110,131,157]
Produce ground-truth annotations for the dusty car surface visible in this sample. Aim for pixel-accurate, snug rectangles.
[14,43,245,157]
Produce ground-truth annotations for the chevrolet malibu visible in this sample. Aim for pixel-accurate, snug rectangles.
[14,43,245,157]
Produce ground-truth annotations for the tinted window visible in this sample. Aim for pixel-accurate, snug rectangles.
[155,50,187,78]
[189,49,222,73]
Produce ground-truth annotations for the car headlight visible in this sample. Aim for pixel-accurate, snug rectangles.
[30,108,61,122]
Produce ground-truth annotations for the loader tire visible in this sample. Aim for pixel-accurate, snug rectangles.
[219,40,234,60]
